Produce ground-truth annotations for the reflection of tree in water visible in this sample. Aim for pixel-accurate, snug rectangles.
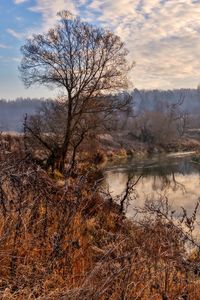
[106,155,200,213]
[126,159,187,196]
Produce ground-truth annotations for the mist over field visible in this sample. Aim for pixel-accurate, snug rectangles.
[2,88,200,132]
[0,98,48,132]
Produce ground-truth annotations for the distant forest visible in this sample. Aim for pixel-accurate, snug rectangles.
[0,98,48,132]
[1,89,200,132]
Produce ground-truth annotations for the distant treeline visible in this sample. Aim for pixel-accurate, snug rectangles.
[133,88,200,113]
[1,89,200,132]
[0,98,49,132]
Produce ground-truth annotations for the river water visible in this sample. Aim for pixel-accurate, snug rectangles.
[104,152,200,220]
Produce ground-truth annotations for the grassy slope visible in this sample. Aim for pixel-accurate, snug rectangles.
[1,134,200,299]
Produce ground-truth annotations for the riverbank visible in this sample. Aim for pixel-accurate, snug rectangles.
[1,133,200,299]
[96,133,200,166]
[1,150,200,299]
[1,131,200,173]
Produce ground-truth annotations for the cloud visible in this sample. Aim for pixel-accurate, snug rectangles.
[29,0,77,32]
[14,0,29,4]
[84,0,200,89]
[0,43,9,49]
[6,28,24,40]
[24,0,200,89]
[0,56,20,63]
[16,16,23,21]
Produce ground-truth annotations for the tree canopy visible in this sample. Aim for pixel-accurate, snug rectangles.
[20,11,133,172]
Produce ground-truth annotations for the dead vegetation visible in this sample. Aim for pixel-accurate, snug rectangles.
[1,134,200,299]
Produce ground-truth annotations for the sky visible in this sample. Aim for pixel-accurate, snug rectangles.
[1,0,200,99]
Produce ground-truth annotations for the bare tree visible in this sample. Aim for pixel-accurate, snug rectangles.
[20,11,133,172]
[131,90,188,147]
[24,100,107,172]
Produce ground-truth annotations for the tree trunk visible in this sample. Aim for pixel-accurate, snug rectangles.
[57,97,73,173]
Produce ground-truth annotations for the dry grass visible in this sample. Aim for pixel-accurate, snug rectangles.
[1,134,200,299]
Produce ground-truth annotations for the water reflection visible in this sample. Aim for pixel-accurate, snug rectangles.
[104,154,200,218]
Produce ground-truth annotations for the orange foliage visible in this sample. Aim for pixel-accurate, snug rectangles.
[0,136,200,299]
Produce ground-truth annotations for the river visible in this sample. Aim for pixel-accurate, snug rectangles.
[104,152,200,221]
